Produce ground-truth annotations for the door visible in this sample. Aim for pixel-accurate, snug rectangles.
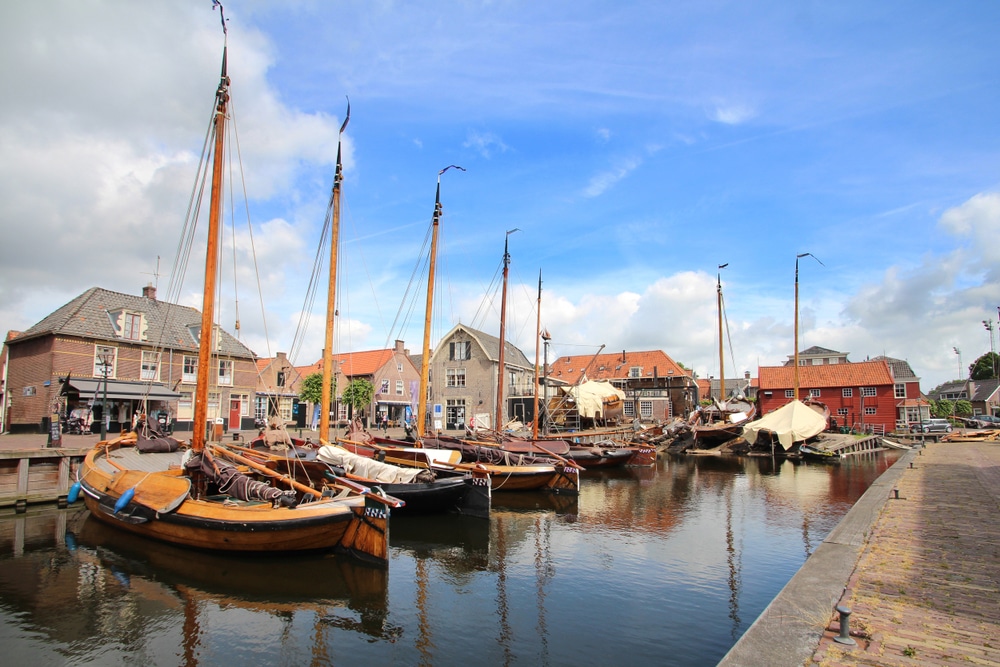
[229,399,241,431]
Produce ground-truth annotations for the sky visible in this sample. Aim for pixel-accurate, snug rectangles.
[2,1,999,392]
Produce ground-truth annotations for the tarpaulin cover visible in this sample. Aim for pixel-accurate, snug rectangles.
[742,400,827,451]
[563,381,626,419]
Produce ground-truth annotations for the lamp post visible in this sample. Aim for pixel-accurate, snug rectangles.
[984,319,997,379]
[541,329,551,435]
[97,348,114,440]
[953,346,962,380]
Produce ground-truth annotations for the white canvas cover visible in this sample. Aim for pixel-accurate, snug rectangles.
[742,400,827,451]
[564,381,626,419]
[317,445,426,483]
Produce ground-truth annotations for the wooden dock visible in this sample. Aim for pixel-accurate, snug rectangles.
[0,447,90,512]
[809,433,886,458]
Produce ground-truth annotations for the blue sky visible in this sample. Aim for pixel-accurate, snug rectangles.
[1,1,999,391]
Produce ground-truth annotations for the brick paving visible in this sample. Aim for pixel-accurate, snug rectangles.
[810,441,1000,667]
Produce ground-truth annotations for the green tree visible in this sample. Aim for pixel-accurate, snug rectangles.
[299,372,335,405]
[341,378,375,418]
[970,352,1000,380]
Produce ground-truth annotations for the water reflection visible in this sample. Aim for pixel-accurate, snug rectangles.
[0,451,900,667]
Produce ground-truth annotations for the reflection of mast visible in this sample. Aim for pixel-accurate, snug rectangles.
[533,516,552,664]
[181,593,201,667]
[415,558,431,666]
[494,515,513,665]
[725,483,742,638]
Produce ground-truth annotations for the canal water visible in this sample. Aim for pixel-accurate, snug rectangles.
[0,451,899,666]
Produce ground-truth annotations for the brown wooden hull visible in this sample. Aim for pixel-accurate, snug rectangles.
[80,442,389,564]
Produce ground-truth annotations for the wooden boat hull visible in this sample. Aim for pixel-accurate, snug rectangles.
[80,442,389,564]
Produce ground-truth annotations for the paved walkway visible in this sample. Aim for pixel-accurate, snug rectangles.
[721,440,1000,666]
[810,440,1000,666]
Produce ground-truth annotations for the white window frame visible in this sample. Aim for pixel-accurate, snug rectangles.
[218,359,233,386]
[93,345,117,379]
[183,356,198,383]
[396,379,404,395]
[207,392,220,419]
[894,383,906,399]
[141,350,160,381]
[629,367,642,379]
[639,400,653,418]
[837,407,849,417]
[177,392,194,420]
[864,406,877,416]
[784,389,795,398]
[124,312,142,341]
[861,387,877,398]
[278,396,293,422]
[809,388,821,398]
[380,379,390,394]
[842,388,853,398]
[446,368,466,388]
[623,402,635,417]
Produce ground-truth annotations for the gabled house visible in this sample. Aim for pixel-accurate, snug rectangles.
[427,324,533,431]
[4,285,257,434]
[968,379,1000,418]
[548,349,697,422]
[783,346,850,366]
[757,359,897,434]
[255,352,304,427]
[300,340,420,429]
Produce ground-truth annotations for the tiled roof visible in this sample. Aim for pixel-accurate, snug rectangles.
[799,345,845,356]
[549,350,688,384]
[434,324,532,368]
[301,348,402,378]
[971,379,1000,402]
[758,359,894,389]
[13,287,254,358]
[871,355,919,381]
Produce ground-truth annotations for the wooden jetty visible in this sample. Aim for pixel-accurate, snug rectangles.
[800,433,886,459]
[0,446,89,511]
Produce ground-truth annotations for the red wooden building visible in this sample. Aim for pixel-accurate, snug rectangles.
[757,359,897,434]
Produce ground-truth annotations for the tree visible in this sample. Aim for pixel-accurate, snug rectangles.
[299,372,334,405]
[341,378,375,419]
[970,352,1000,380]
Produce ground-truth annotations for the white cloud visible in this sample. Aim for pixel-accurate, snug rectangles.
[463,130,510,158]
[582,156,642,198]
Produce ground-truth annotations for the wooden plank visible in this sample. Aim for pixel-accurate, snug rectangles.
[108,470,191,513]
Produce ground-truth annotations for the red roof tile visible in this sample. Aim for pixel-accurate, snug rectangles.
[549,350,687,384]
[757,359,894,389]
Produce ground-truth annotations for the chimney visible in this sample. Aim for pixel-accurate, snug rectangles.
[745,370,751,380]
[395,339,405,353]
[142,283,157,300]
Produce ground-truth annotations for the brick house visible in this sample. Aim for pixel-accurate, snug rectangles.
[871,355,931,428]
[3,285,257,434]
[548,349,697,423]
[299,340,420,429]
[425,324,533,432]
[757,359,897,434]
[255,352,305,428]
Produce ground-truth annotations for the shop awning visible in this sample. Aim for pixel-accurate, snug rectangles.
[60,377,181,401]
[377,399,413,405]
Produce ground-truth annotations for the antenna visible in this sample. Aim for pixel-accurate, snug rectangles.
[142,256,161,289]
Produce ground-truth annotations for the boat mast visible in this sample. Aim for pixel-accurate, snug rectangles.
[793,252,823,401]
[319,102,350,440]
[532,270,542,439]
[495,229,519,433]
[717,263,727,402]
[418,165,463,438]
[192,48,229,452]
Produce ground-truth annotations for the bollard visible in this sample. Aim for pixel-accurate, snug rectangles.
[834,605,857,646]
[892,488,899,499]
[909,462,914,468]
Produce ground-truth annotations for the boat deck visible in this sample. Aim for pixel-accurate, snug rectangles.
[95,446,185,474]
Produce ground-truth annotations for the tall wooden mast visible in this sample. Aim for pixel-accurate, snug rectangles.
[318,103,350,440]
[793,252,823,401]
[192,48,229,452]
[495,229,518,432]
[532,270,542,439]
[717,263,727,402]
[417,165,463,437]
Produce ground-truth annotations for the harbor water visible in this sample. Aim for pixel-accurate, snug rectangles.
[0,451,899,666]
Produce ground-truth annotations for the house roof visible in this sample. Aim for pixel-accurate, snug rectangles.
[970,379,1000,402]
[435,324,532,368]
[13,287,254,358]
[301,347,412,379]
[798,345,845,356]
[549,349,688,384]
[871,355,919,382]
[758,359,894,389]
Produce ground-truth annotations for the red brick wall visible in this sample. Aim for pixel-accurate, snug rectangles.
[6,335,56,429]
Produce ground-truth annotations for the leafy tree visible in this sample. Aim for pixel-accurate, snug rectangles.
[932,399,972,418]
[970,352,1000,380]
[341,378,375,417]
[299,372,335,405]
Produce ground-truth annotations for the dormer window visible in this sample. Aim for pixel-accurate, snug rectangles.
[629,366,642,378]
[107,309,147,341]
[188,324,223,350]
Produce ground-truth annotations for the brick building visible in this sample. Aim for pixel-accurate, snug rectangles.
[3,285,257,434]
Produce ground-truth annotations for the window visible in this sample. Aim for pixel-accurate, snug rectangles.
[337,403,349,422]
[255,396,267,421]
[207,392,220,419]
[93,346,117,378]
[785,389,795,398]
[124,313,142,341]
[629,367,642,378]
[446,368,466,388]
[183,356,198,383]
[141,351,160,381]
[235,394,250,416]
[864,406,877,416]
[861,387,877,398]
[640,401,653,418]
[380,379,390,394]
[397,362,403,373]
[396,380,404,395]
[446,399,466,429]
[894,383,906,399]
[623,401,635,417]
[218,359,233,386]
[278,396,293,422]
[837,407,848,417]
[449,341,471,361]
[842,388,853,398]
[177,392,193,420]
[809,389,821,398]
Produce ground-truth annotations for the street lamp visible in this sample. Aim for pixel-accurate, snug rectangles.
[541,329,551,435]
[97,347,114,440]
[953,346,962,380]
[984,319,997,379]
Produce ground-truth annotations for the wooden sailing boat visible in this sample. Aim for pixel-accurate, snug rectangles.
[78,16,395,564]
[691,264,755,447]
